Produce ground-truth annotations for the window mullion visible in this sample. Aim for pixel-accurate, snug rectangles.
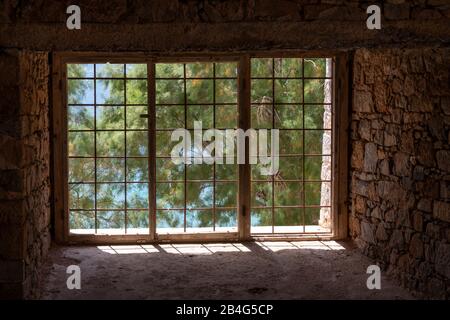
[238,55,251,240]
[148,60,157,240]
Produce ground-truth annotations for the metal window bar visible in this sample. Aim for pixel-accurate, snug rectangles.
[183,64,187,232]
[124,65,128,234]
[94,64,98,233]
[302,58,306,233]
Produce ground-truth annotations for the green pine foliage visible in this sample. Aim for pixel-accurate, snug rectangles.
[68,58,330,232]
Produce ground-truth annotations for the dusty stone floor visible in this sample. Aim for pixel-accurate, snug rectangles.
[40,241,414,300]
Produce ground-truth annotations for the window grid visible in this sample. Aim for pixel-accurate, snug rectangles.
[66,58,333,237]
[68,64,149,235]
[154,62,239,233]
[250,58,333,234]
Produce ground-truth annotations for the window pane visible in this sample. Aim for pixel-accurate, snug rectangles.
[186,182,213,209]
[274,58,302,78]
[186,163,213,181]
[251,208,272,233]
[251,163,268,180]
[152,61,249,233]
[186,210,213,231]
[96,106,124,129]
[127,131,148,156]
[157,210,184,231]
[69,158,95,183]
[279,130,302,155]
[156,131,180,156]
[305,207,321,225]
[216,162,237,181]
[156,80,184,104]
[97,183,125,209]
[274,207,302,224]
[275,79,302,103]
[186,62,213,78]
[215,182,237,207]
[251,58,273,78]
[68,64,94,78]
[69,184,94,209]
[275,105,302,129]
[156,158,184,181]
[186,79,213,104]
[187,105,213,129]
[305,182,321,206]
[65,60,333,237]
[251,182,272,207]
[68,132,94,156]
[251,104,273,129]
[304,156,324,181]
[274,208,303,233]
[127,183,149,209]
[216,105,237,128]
[126,80,147,104]
[248,57,333,235]
[156,183,184,209]
[97,211,125,234]
[304,79,325,103]
[215,79,237,103]
[127,158,148,182]
[304,58,326,78]
[274,182,303,206]
[96,158,124,182]
[156,63,183,78]
[96,80,124,104]
[156,105,184,129]
[126,106,148,129]
[304,105,331,129]
[97,131,125,157]
[126,64,147,78]
[215,209,237,230]
[70,211,95,233]
[251,79,272,103]
[278,157,303,180]
[127,210,149,234]
[215,62,237,78]
[96,64,124,78]
[68,105,94,130]
[305,130,330,155]
[68,79,94,104]
[251,162,268,180]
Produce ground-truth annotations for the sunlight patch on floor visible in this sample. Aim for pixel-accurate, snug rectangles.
[255,241,345,251]
[97,241,344,255]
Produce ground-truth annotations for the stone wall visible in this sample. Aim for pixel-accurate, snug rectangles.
[350,48,450,299]
[0,50,50,299]
[0,0,449,51]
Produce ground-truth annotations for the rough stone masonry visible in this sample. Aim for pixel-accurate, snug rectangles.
[0,51,51,299]
[351,48,450,299]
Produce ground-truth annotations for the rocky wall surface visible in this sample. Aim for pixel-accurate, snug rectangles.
[0,50,50,299]
[350,48,450,299]
[0,0,449,51]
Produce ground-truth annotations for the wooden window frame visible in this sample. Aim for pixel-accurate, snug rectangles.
[52,52,349,244]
